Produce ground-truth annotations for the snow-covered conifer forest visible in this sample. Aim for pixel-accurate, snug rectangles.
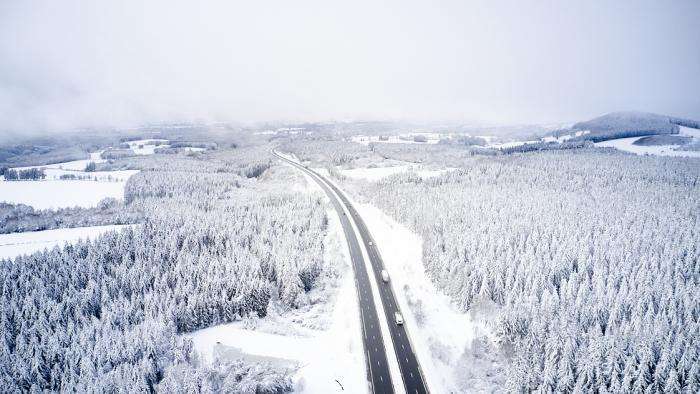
[349,149,700,392]
[2,114,700,393]
[3,0,700,390]
[1,145,328,392]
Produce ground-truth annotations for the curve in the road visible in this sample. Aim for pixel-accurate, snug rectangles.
[274,151,429,394]
[321,170,430,394]
[274,151,394,393]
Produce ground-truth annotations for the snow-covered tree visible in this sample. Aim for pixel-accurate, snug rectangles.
[351,148,700,392]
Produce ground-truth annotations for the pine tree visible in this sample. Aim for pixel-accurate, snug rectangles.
[557,337,577,393]
[664,367,681,393]
[685,361,700,393]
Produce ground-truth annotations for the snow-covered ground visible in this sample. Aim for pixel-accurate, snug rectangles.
[10,150,136,181]
[541,129,590,143]
[488,126,700,157]
[185,168,367,394]
[679,125,700,138]
[340,165,454,182]
[351,133,445,145]
[186,272,366,393]
[277,153,406,392]
[487,139,538,150]
[595,127,700,158]
[14,151,105,172]
[180,146,206,153]
[488,130,590,149]
[0,224,134,259]
[0,179,129,209]
[272,152,506,392]
[125,139,207,154]
[3,151,139,209]
[353,202,506,393]
[126,139,169,155]
[12,151,111,178]
[28,168,137,182]
[6,139,200,185]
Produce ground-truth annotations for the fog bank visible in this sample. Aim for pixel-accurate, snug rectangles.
[1,0,699,132]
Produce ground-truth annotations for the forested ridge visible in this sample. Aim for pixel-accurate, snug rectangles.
[0,147,327,392]
[356,149,700,392]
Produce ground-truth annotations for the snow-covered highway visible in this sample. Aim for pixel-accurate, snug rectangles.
[274,150,429,394]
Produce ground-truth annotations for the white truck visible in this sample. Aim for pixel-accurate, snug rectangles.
[381,269,389,283]
[394,312,404,325]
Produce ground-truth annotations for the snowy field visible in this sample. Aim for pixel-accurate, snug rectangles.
[2,150,138,208]
[125,139,206,154]
[23,168,137,182]
[486,140,537,150]
[351,133,445,145]
[0,179,129,209]
[9,151,137,181]
[541,129,590,143]
[11,150,136,181]
[487,130,590,150]
[185,169,367,394]
[180,146,206,152]
[594,126,700,157]
[126,138,169,155]
[14,151,105,172]
[186,273,366,394]
[679,125,700,138]
[0,224,133,259]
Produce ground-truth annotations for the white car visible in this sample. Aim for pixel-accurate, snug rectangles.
[394,312,404,325]
[368,241,373,246]
[381,270,389,283]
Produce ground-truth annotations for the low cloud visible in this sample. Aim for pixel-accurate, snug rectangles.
[1,0,699,132]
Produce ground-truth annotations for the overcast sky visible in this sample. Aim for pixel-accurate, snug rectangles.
[1,0,699,132]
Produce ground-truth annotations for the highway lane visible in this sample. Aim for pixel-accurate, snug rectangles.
[273,151,394,393]
[274,151,429,394]
[321,173,430,394]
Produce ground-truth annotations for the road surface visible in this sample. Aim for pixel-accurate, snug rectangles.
[274,151,428,394]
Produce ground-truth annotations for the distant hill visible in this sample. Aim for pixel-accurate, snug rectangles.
[668,116,700,129]
[571,111,681,142]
